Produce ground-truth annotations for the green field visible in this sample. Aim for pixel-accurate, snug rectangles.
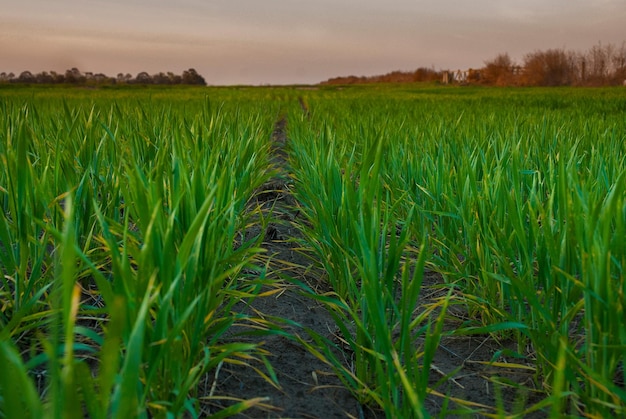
[1,84,625,418]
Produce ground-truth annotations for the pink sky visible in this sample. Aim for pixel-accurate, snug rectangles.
[1,0,625,85]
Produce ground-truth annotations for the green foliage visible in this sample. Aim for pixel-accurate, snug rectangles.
[289,104,448,417]
[0,90,282,417]
[289,85,626,416]
[1,85,625,417]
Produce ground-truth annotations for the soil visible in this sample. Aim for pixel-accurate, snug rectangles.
[208,116,546,418]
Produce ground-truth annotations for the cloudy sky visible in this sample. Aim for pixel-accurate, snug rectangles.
[1,0,624,85]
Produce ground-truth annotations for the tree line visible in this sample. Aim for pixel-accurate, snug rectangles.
[321,41,626,87]
[322,67,441,85]
[481,42,626,86]
[3,41,624,87]
[0,68,206,86]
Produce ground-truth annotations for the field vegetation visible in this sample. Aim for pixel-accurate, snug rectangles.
[1,84,625,418]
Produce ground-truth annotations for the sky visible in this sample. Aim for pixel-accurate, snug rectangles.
[1,0,625,85]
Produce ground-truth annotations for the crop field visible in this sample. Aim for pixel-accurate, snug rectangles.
[1,84,625,418]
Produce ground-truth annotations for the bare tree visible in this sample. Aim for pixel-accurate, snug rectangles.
[587,42,610,84]
[522,49,574,86]
[610,42,626,84]
[482,53,516,85]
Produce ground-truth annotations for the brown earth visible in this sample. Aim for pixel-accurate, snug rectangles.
[209,116,546,418]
